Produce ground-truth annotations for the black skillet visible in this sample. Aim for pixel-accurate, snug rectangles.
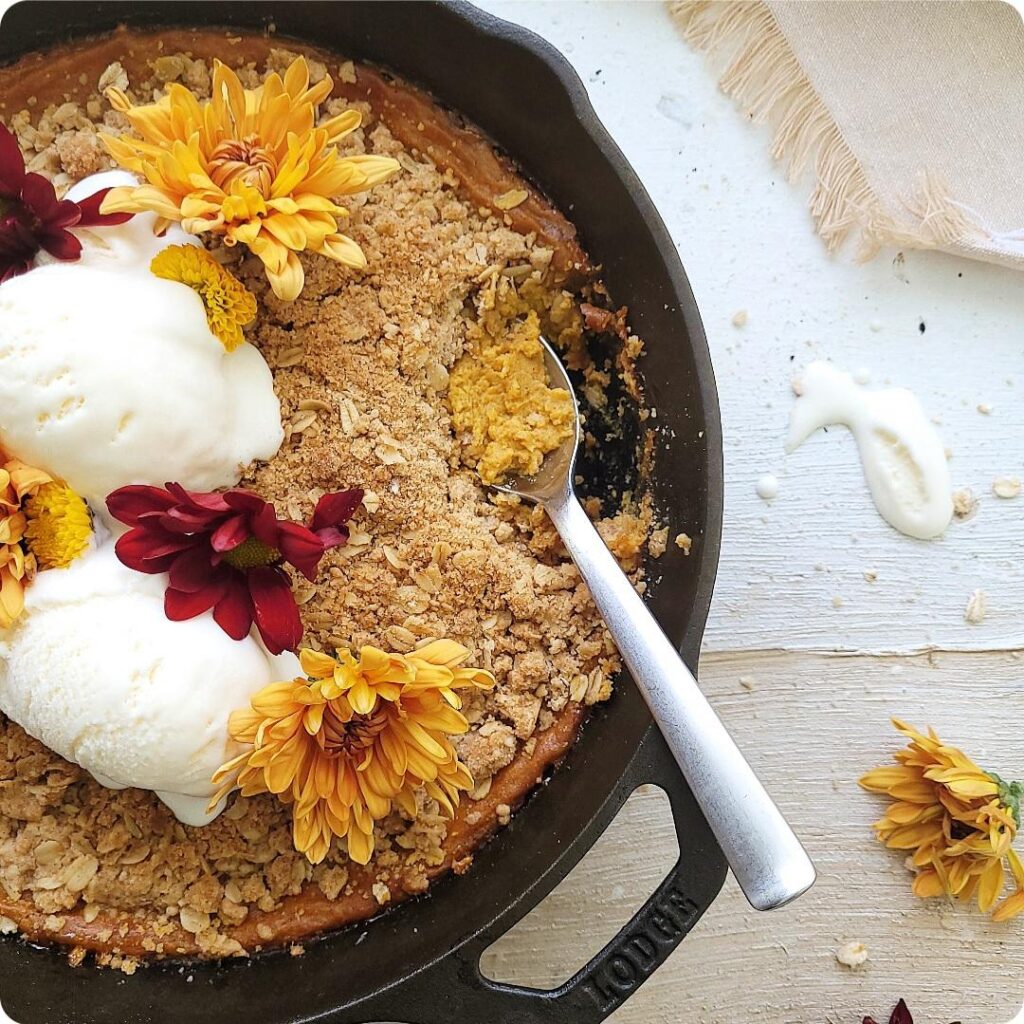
[0,3,727,1021]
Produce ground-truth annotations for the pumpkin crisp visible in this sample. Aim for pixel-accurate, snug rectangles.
[450,288,575,484]
[0,35,656,965]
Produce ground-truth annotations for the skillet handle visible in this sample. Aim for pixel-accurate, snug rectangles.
[349,723,727,1024]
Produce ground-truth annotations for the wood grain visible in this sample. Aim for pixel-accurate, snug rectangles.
[0,1,1017,1021]
[482,650,1024,1024]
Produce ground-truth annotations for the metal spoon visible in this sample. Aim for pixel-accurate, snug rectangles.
[492,336,816,911]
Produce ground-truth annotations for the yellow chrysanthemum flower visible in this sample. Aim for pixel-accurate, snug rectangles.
[993,850,1024,922]
[860,719,1024,920]
[0,459,91,627]
[23,482,92,570]
[212,640,495,865]
[151,245,256,351]
[99,57,400,302]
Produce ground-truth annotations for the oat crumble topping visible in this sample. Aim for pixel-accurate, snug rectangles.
[0,43,661,960]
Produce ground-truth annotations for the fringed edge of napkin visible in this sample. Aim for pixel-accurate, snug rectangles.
[669,0,1018,266]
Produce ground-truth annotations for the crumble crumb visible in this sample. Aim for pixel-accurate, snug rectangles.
[648,527,669,558]
[952,486,978,520]
[316,866,350,901]
[674,532,692,554]
[964,589,987,625]
[598,510,652,570]
[54,131,104,179]
[96,952,139,976]
[731,309,748,327]
[494,188,529,211]
[371,883,391,906]
[992,476,1021,499]
[835,941,868,969]
[97,61,128,93]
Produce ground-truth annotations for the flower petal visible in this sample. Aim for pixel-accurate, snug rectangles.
[264,247,304,302]
[168,545,220,593]
[249,565,302,654]
[0,123,26,198]
[214,578,254,641]
[299,648,338,680]
[165,584,221,621]
[277,522,326,581]
[74,188,134,226]
[0,570,25,626]
[210,514,250,553]
[992,887,1024,922]
[317,231,367,269]
[223,489,269,515]
[247,501,282,549]
[310,488,363,532]
[165,482,231,514]
[47,199,83,230]
[106,485,178,526]
[19,172,60,221]
[889,1000,914,1024]
[37,228,82,262]
[114,528,193,574]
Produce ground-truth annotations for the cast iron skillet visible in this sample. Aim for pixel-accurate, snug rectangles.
[0,2,726,1022]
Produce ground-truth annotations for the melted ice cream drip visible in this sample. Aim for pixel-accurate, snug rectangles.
[787,361,952,540]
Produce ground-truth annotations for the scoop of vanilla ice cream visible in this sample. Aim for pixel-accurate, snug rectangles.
[0,544,300,825]
[0,252,282,514]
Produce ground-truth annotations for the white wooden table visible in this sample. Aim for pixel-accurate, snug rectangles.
[476,3,1024,1022]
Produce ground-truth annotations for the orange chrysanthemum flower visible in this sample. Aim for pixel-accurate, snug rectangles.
[860,719,1023,920]
[212,640,495,865]
[99,57,400,301]
[0,458,91,627]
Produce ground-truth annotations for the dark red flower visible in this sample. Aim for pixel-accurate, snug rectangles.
[865,1001,913,1024]
[106,483,363,655]
[864,1001,960,1024]
[0,122,132,282]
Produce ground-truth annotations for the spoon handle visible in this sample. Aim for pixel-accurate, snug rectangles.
[547,491,815,911]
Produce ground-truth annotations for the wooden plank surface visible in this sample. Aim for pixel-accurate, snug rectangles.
[474,2,1024,1021]
[482,650,1024,1024]
[0,3,1018,1023]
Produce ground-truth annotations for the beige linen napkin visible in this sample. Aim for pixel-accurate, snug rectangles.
[670,1,1024,268]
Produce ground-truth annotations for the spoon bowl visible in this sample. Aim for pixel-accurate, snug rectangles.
[491,340,582,505]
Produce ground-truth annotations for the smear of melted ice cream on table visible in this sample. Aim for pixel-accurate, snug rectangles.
[787,361,952,540]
